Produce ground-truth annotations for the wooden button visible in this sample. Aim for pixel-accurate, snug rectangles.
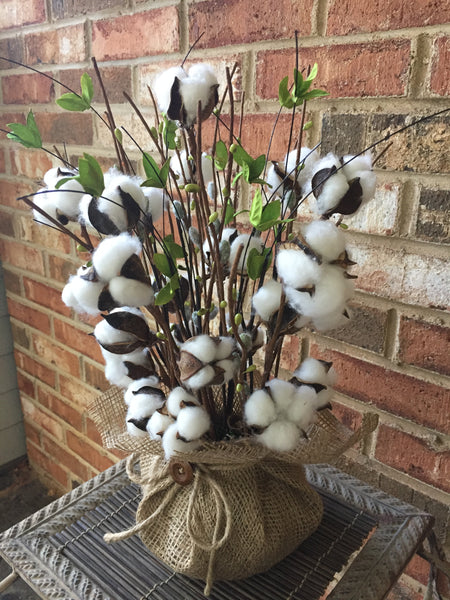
[169,460,194,486]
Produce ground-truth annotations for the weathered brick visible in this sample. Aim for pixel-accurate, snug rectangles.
[58,65,132,105]
[399,317,450,376]
[51,0,123,19]
[17,371,35,398]
[2,268,22,295]
[66,430,115,472]
[321,114,366,156]
[54,319,102,362]
[349,242,449,310]
[83,361,110,392]
[2,72,54,104]
[27,443,68,489]
[257,41,411,100]
[8,298,51,333]
[1,0,46,30]
[85,416,103,446]
[10,148,54,180]
[18,214,73,254]
[365,113,450,174]
[386,580,422,600]
[48,255,78,284]
[59,375,99,409]
[0,239,45,275]
[190,0,313,47]
[0,149,5,173]
[416,187,450,243]
[94,112,156,153]
[311,346,450,434]
[331,401,363,431]
[23,277,70,316]
[15,349,56,387]
[0,211,15,237]
[375,424,450,493]
[92,7,179,61]
[35,112,93,146]
[323,302,388,354]
[430,36,450,97]
[327,0,450,34]
[0,180,34,210]
[37,386,83,430]
[33,333,80,377]
[21,396,63,440]
[0,37,24,68]
[24,25,86,65]
[24,420,41,447]
[10,322,31,350]
[42,436,89,481]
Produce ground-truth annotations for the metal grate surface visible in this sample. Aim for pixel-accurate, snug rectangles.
[46,482,376,600]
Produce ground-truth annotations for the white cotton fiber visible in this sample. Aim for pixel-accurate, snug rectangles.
[32,190,59,226]
[167,387,199,417]
[215,336,236,361]
[126,420,149,438]
[315,172,349,215]
[285,147,320,191]
[78,194,94,227]
[244,389,276,428]
[200,152,214,184]
[102,348,150,388]
[109,276,154,308]
[153,66,187,114]
[97,188,128,232]
[229,234,264,273]
[341,153,373,180]
[287,392,317,431]
[71,277,104,315]
[252,279,283,321]
[215,358,239,383]
[258,420,300,452]
[92,233,142,282]
[51,179,85,220]
[124,376,161,406]
[181,335,218,363]
[276,249,321,289]
[147,412,174,440]
[94,318,137,345]
[312,311,349,332]
[127,394,162,420]
[357,170,377,203]
[61,278,84,313]
[266,164,283,197]
[294,358,330,385]
[143,187,166,222]
[180,64,218,126]
[162,422,201,459]
[170,150,192,183]
[185,365,215,390]
[303,220,346,262]
[109,175,147,212]
[177,406,210,440]
[266,378,297,416]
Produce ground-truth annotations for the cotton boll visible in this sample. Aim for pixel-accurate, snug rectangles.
[147,411,174,440]
[71,277,104,315]
[127,394,163,421]
[153,66,187,114]
[341,153,373,181]
[109,276,154,307]
[357,170,377,203]
[258,420,300,452]
[287,391,318,432]
[109,175,147,212]
[32,190,60,226]
[266,164,283,198]
[252,279,283,321]
[285,147,320,191]
[222,228,238,243]
[78,194,94,227]
[92,233,142,282]
[181,335,218,363]
[170,150,192,183]
[215,358,239,383]
[94,318,137,346]
[103,348,151,388]
[167,387,200,418]
[303,220,346,263]
[185,365,215,390]
[126,419,149,438]
[143,187,166,222]
[180,64,218,126]
[43,166,77,188]
[97,187,128,232]
[51,179,85,220]
[266,379,297,417]
[316,386,333,409]
[244,389,277,428]
[162,422,201,459]
[103,166,123,189]
[61,277,84,313]
[312,311,350,332]
[124,376,161,406]
[215,336,236,360]
[315,172,349,215]
[294,358,331,386]
[177,406,210,441]
[276,249,321,290]
[229,234,264,273]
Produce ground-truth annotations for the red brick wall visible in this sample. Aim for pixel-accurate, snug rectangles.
[0,1,449,596]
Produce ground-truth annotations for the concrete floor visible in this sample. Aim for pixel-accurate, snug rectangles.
[0,460,55,600]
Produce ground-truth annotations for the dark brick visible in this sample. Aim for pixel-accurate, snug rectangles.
[416,187,450,243]
[35,112,93,146]
[0,37,24,69]
[58,66,132,104]
[51,0,123,19]
[412,488,450,544]
[10,323,31,350]
[2,268,22,295]
[0,211,15,237]
[321,113,366,155]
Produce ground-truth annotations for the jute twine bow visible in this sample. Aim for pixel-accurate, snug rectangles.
[104,453,233,595]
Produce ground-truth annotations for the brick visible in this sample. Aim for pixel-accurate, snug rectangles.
[85,416,103,446]
[27,443,68,489]
[399,317,450,376]
[66,430,115,472]
[33,333,80,377]
[327,0,450,34]
[84,361,110,392]
[48,255,79,284]
[24,421,41,447]
[2,268,22,295]
[24,24,86,65]
[0,149,5,173]
[0,180,34,210]
[2,73,54,104]
[416,187,450,243]
[340,182,400,236]
[17,371,35,398]
[94,112,156,153]
[37,386,83,430]
[375,425,450,493]
[0,37,24,68]
[189,0,313,47]
[18,214,73,254]
[58,66,132,105]
[8,298,51,334]
[1,0,46,30]
[387,581,422,600]
[21,396,63,440]
[256,41,411,100]
[0,239,45,275]
[331,402,363,431]
[349,242,449,310]
[322,114,366,157]
[279,334,300,371]
[23,277,69,316]
[10,148,54,180]
[323,302,387,354]
[430,36,450,97]
[311,347,450,434]
[35,112,93,146]
[15,349,56,387]
[54,319,102,362]
[51,0,123,19]
[10,322,31,350]
[92,7,179,61]
[404,554,430,587]
[0,211,15,237]
[411,488,450,545]
[59,374,101,409]
[42,436,89,481]
[366,113,450,174]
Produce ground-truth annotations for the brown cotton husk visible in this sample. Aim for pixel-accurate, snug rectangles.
[177,350,204,382]
[90,386,378,595]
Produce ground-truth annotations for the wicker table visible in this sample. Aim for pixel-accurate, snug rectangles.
[0,461,433,600]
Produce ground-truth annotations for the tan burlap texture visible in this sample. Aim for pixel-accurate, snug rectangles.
[90,386,378,595]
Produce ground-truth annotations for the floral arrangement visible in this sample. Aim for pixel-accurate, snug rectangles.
[4,49,381,460]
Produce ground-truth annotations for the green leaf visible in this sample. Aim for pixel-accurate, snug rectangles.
[55,176,75,189]
[301,89,329,101]
[278,75,292,108]
[153,253,173,277]
[249,188,263,228]
[6,110,42,149]
[162,116,177,150]
[232,144,253,169]
[159,159,170,186]
[56,92,90,112]
[258,199,281,231]
[80,73,94,105]
[293,68,304,99]
[154,274,180,306]
[223,199,234,225]
[76,153,104,197]
[246,247,273,281]
[214,140,228,170]
[248,154,266,183]
[306,63,318,82]
[163,235,185,259]
[143,153,160,180]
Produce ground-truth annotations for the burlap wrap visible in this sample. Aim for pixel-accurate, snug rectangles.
[90,386,378,595]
